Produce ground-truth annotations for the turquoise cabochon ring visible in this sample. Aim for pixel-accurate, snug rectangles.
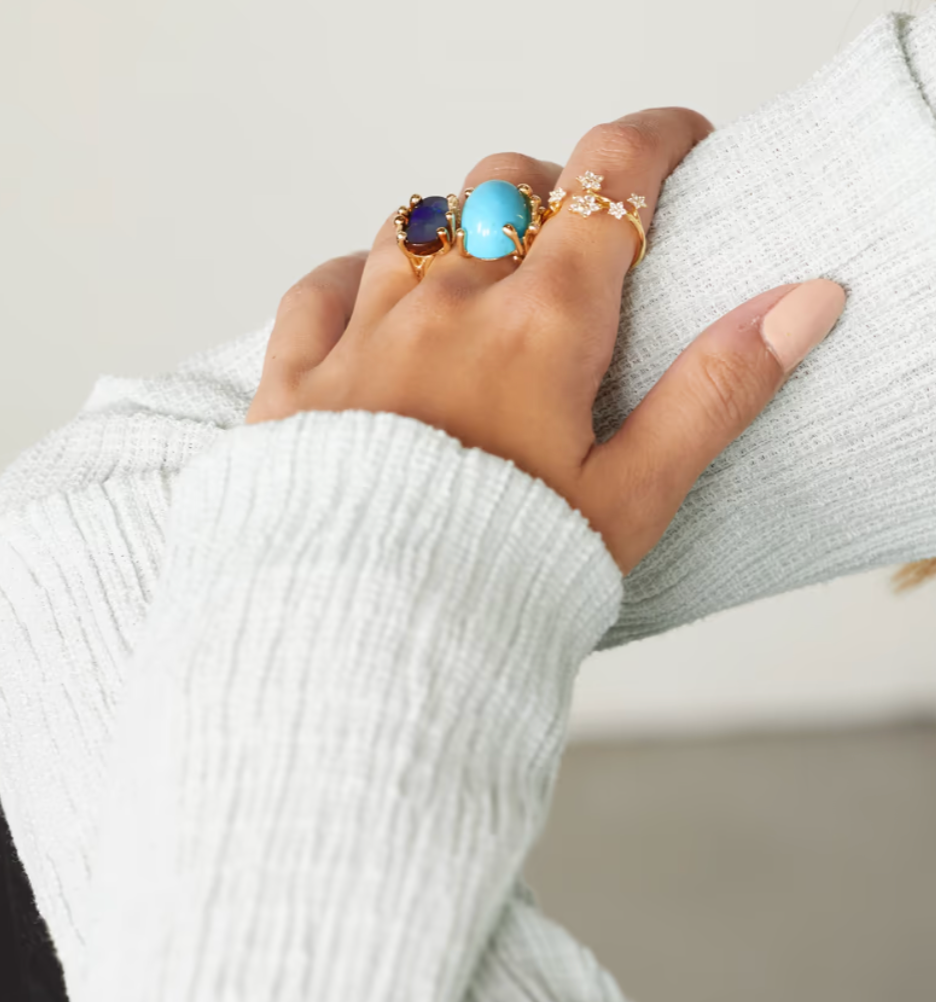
[458,180,531,260]
[456,179,549,261]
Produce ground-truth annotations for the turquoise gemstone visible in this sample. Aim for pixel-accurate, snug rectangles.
[461,180,531,260]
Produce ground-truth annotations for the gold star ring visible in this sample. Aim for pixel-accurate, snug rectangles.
[545,172,648,268]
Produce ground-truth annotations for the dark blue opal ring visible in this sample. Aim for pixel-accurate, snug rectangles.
[395,194,459,280]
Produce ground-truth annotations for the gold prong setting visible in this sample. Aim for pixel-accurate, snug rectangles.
[454,182,550,261]
[507,187,549,261]
[396,179,580,272]
[395,193,459,280]
[502,223,525,258]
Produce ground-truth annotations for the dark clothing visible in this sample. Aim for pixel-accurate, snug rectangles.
[0,796,67,1001]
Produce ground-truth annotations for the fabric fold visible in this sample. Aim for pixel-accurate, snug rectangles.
[77,409,622,1001]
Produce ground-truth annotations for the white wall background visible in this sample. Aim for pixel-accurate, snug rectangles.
[1,0,933,738]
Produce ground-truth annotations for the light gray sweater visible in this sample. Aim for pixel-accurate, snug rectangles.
[0,8,934,1000]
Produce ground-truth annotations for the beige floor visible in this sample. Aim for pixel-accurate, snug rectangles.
[526,724,936,1002]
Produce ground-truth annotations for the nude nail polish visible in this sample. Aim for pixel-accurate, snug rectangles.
[761,279,847,374]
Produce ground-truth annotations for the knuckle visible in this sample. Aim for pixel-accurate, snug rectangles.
[492,317,531,356]
[467,151,542,185]
[494,278,563,337]
[330,250,369,270]
[276,282,309,321]
[419,274,477,314]
[646,105,716,142]
[276,275,340,323]
[520,256,586,321]
[586,117,661,167]
[253,363,306,409]
[693,350,763,430]
[474,287,537,352]
[669,105,716,139]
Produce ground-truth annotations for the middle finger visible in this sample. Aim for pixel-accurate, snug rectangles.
[350,153,561,330]
[522,108,713,327]
[422,152,562,294]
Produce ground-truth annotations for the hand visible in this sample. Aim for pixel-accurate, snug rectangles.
[246,108,846,576]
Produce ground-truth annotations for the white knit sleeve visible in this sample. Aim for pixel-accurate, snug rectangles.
[596,6,936,646]
[73,409,623,1002]
[2,8,936,1002]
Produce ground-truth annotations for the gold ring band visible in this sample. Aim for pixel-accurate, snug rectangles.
[546,171,648,269]
[394,194,459,281]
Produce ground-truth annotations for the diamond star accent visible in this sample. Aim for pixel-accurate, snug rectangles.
[548,187,565,205]
[569,194,601,217]
[627,193,647,211]
[608,201,627,219]
[577,171,603,191]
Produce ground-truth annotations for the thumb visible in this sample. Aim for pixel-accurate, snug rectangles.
[581,279,847,575]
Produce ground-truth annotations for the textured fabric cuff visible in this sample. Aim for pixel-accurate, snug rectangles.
[159,407,625,819]
[79,409,623,1000]
[597,9,936,647]
[159,407,625,772]
[165,407,623,662]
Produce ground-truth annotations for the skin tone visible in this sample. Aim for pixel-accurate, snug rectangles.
[246,107,847,577]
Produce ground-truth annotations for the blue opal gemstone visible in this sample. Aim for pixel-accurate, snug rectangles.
[460,180,531,260]
[405,195,450,255]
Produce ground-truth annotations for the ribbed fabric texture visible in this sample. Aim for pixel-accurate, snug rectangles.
[78,411,623,1000]
[0,8,934,1000]
[594,6,936,647]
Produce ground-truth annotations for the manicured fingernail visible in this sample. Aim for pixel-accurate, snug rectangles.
[761,279,847,374]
